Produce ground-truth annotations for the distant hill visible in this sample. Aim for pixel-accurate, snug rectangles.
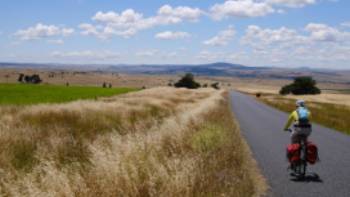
[1,62,349,83]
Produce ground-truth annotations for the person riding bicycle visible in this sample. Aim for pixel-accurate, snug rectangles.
[284,100,312,143]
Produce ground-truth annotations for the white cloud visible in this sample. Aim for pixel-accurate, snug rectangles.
[305,23,350,42]
[210,0,275,20]
[203,26,236,46]
[51,50,120,60]
[80,5,202,39]
[267,0,316,8]
[239,23,350,67]
[15,23,74,40]
[241,25,307,48]
[209,0,319,20]
[158,5,202,22]
[155,31,190,40]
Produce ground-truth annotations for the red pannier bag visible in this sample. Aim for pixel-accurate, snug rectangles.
[287,144,301,163]
[307,142,319,164]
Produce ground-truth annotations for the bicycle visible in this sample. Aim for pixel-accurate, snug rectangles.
[286,129,308,178]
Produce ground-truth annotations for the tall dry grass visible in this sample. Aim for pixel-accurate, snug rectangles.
[260,95,350,135]
[0,87,266,196]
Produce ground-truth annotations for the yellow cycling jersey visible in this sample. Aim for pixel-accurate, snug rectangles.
[284,109,312,130]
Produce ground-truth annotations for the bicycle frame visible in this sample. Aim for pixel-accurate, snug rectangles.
[291,135,308,177]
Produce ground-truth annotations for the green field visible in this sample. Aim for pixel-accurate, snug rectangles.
[0,83,137,105]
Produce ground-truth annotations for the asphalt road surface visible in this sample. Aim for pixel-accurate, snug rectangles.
[230,91,350,197]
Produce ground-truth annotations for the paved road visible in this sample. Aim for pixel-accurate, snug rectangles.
[230,91,350,197]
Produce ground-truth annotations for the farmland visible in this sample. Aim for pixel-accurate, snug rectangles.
[0,83,136,105]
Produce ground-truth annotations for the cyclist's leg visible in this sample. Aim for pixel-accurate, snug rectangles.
[291,128,300,144]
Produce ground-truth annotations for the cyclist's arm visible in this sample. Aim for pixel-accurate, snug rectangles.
[284,111,296,130]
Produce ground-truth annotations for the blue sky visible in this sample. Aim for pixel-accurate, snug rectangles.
[0,0,349,68]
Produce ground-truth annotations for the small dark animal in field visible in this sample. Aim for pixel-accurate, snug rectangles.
[256,93,262,98]
[102,82,107,88]
[108,83,112,88]
[66,82,70,87]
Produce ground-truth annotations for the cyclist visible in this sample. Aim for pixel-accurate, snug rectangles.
[284,100,312,143]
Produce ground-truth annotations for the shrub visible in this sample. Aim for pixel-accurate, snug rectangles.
[279,76,321,95]
[174,73,200,89]
[279,84,293,95]
[18,73,24,83]
[211,82,220,90]
[21,74,42,84]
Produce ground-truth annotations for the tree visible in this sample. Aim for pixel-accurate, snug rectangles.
[279,84,293,95]
[174,73,200,89]
[18,73,24,83]
[23,74,42,84]
[279,76,321,95]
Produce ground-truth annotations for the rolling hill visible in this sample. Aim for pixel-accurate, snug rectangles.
[1,62,349,83]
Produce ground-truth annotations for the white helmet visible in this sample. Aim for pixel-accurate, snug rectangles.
[296,99,305,107]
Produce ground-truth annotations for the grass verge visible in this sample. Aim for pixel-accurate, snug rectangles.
[259,95,350,135]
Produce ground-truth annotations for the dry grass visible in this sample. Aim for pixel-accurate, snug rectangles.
[285,93,350,107]
[259,95,350,135]
[0,87,266,196]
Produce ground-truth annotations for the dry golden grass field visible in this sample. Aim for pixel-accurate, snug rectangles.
[0,87,266,196]
[0,68,216,89]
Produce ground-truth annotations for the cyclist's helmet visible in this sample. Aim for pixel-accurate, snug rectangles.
[296,99,305,107]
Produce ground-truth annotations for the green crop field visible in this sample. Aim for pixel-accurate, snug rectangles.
[0,83,137,105]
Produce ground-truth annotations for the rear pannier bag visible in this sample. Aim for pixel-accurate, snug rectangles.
[287,144,301,163]
[307,142,319,164]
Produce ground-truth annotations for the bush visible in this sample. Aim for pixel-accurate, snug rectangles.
[23,74,42,84]
[280,76,321,95]
[279,84,293,95]
[211,82,220,90]
[18,73,24,83]
[174,73,200,89]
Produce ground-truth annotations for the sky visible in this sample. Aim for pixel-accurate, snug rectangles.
[0,0,350,69]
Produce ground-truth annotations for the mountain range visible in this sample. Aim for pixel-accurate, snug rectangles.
[1,62,349,83]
